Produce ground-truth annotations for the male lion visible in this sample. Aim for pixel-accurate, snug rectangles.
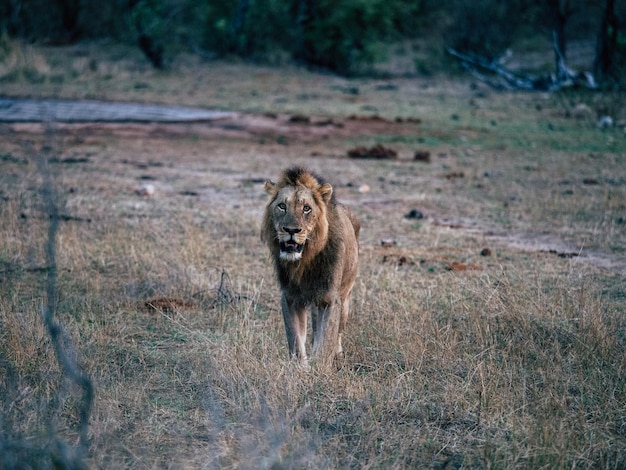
[262,167,360,367]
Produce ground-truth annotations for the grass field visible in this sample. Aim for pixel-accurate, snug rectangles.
[1,42,626,468]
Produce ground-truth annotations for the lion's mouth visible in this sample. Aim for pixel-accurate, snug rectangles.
[279,240,304,254]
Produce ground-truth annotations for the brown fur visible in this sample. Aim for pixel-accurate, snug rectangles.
[262,167,360,367]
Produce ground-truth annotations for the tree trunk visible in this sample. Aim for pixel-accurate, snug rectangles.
[231,0,250,54]
[57,0,80,39]
[294,0,318,63]
[547,0,570,81]
[593,0,618,85]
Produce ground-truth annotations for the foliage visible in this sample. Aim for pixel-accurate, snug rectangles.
[0,0,624,79]
[294,0,394,75]
[0,0,423,74]
[446,0,524,59]
[201,0,294,59]
[199,0,422,73]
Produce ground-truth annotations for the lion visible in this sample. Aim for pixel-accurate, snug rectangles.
[262,167,360,367]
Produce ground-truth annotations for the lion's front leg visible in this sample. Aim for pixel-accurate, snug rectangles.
[311,297,341,367]
[281,295,308,361]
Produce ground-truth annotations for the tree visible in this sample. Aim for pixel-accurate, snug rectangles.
[447,0,523,59]
[593,0,620,85]
[293,0,400,75]
[231,0,250,54]
[132,0,167,68]
[55,0,81,41]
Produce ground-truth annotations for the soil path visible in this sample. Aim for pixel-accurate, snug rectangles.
[0,98,234,122]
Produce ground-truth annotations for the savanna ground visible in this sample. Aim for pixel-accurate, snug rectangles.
[1,42,626,468]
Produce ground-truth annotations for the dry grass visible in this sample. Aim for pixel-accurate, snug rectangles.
[1,42,625,468]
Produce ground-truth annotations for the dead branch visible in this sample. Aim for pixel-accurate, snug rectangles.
[446,47,539,90]
[447,41,597,91]
[553,30,575,83]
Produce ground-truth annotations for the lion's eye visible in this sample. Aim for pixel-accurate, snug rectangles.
[277,202,287,211]
[303,205,312,214]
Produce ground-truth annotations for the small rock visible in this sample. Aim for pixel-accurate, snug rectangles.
[413,150,431,162]
[358,184,371,193]
[597,116,613,128]
[135,183,155,196]
[289,114,310,124]
[572,103,593,119]
[404,209,424,220]
[444,171,465,180]
[382,254,412,266]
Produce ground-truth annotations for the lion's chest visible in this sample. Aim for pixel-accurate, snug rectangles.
[277,245,338,303]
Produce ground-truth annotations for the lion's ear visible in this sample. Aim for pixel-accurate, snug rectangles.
[264,180,277,196]
[319,183,333,204]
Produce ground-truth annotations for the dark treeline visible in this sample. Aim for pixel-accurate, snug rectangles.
[1,0,624,83]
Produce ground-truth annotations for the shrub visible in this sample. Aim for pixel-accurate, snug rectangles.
[294,0,394,75]
[201,0,294,60]
[447,0,523,59]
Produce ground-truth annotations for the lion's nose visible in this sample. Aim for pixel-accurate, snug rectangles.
[283,227,301,235]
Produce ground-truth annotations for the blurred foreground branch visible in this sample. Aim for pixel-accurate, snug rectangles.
[36,152,94,468]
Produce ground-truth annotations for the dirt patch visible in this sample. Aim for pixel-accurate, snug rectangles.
[0,98,234,122]
[1,102,624,277]
[485,231,626,276]
[347,144,398,159]
[4,110,424,145]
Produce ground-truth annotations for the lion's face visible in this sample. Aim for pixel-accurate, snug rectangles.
[264,180,332,262]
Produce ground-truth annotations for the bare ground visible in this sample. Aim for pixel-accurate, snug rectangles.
[4,108,625,276]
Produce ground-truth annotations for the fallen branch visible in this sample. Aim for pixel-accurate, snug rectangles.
[447,42,597,91]
[446,47,540,90]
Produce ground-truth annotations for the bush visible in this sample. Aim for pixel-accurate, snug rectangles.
[294,0,395,75]
[201,0,294,60]
[0,0,421,74]
[199,0,423,75]
[447,0,523,59]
